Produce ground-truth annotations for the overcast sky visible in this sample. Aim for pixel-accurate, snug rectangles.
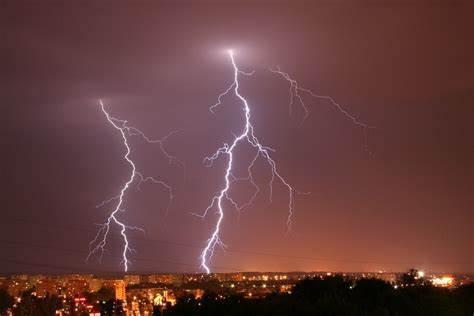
[1,1,473,274]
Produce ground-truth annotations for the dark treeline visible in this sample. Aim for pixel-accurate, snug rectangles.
[163,276,474,316]
[0,288,59,316]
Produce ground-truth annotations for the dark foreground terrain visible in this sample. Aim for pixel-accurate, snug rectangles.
[164,276,473,316]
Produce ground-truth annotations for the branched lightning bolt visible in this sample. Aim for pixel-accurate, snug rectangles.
[196,51,296,274]
[270,66,374,129]
[87,100,175,271]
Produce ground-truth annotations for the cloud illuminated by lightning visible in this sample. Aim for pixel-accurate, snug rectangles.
[195,50,296,274]
[87,100,175,271]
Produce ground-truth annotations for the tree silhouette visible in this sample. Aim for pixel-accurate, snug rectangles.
[35,294,60,316]
[164,273,474,316]
[85,286,115,304]
[400,268,425,286]
[0,288,14,315]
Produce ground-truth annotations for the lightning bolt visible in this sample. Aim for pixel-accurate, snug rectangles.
[196,51,296,274]
[270,66,373,129]
[87,99,175,271]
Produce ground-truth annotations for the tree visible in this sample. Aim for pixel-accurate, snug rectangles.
[292,275,351,301]
[400,268,424,286]
[15,290,35,316]
[0,288,14,315]
[85,286,115,304]
[35,294,61,316]
[352,278,393,314]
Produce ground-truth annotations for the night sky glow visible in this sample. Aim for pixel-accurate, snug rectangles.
[2,2,473,274]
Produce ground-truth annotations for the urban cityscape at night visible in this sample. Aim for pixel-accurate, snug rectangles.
[2,1,473,315]
[1,271,473,315]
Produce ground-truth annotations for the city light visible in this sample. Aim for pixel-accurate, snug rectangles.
[431,276,454,287]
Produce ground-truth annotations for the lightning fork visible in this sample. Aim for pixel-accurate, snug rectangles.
[87,100,175,271]
[270,66,373,129]
[196,50,296,273]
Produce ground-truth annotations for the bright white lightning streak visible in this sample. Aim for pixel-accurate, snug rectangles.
[197,51,295,274]
[270,66,373,129]
[87,100,174,271]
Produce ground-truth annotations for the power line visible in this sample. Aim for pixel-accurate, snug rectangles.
[0,239,240,272]
[1,217,472,267]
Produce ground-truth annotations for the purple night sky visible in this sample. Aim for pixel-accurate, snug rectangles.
[1,1,473,274]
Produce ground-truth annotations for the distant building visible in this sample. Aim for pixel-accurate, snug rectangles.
[7,279,31,297]
[124,275,140,286]
[146,274,182,285]
[64,279,89,297]
[88,278,103,292]
[36,279,58,297]
[114,280,126,301]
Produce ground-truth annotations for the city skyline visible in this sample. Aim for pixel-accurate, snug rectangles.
[1,270,469,315]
